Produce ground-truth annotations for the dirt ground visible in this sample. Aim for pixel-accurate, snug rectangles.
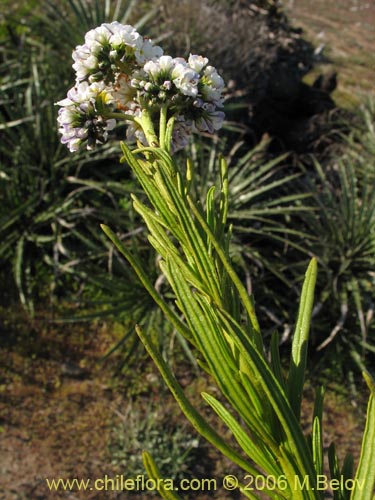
[0,316,244,500]
[0,319,122,500]
[286,0,375,102]
[0,311,370,500]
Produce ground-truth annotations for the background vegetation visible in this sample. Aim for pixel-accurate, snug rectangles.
[0,0,374,498]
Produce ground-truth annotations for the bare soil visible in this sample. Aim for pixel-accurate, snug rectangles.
[0,312,369,500]
[0,316,241,499]
[0,318,122,499]
[286,0,375,104]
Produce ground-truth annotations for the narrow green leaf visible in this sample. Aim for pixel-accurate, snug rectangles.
[329,443,346,500]
[350,392,375,500]
[270,331,286,391]
[209,309,318,497]
[156,160,223,303]
[206,186,216,233]
[164,115,175,154]
[235,173,301,205]
[202,392,282,478]
[142,451,182,500]
[312,416,323,476]
[187,195,263,350]
[127,143,223,304]
[219,155,229,230]
[135,326,258,475]
[161,257,280,458]
[287,258,318,420]
[101,224,193,342]
[161,259,251,418]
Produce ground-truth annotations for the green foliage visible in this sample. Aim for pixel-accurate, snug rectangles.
[0,0,158,316]
[184,109,375,376]
[280,102,375,374]
[177,135,311,335]
[34,0,156,53]
[1,0,374,380]
[300,157,375,356]
[109,402,201,488]
[104,130,375,499]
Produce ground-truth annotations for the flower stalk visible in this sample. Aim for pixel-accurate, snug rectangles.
[135,108,159,148]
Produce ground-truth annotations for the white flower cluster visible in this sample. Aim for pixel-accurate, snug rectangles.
[56,22,225,153]
[72,22,163,84]
[56,82,116,152]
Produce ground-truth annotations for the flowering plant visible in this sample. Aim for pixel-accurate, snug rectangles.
[57,23,375,500]
[56,22,224,153]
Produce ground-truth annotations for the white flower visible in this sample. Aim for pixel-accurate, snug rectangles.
[170,116,193,153]
[56,81,116,151]
[113,73,137,109]
[58,22,226,154]
[56,81,115,109]
[171,63,199,97]
[72,45,98,82]
[139,56,200,103]
[85,24,113,47]
[200,65,225,106]
[136,38,163,64]
[144,55,174,79]
[72,22,163,84]
[188,54,209,73]
[201,85,224,107]
[124,107,147,146]
[193,109,225,134]
[203,65,224,89]
[105,22,141,49]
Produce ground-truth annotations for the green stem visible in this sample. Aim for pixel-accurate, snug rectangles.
[165,115,176,154]
[135,108,159,147]
[159,104,168,150]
